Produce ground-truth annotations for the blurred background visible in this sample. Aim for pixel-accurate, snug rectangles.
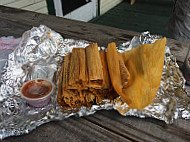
[0,0,175,37]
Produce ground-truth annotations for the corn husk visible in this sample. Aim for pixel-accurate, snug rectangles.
[122,38,166,109]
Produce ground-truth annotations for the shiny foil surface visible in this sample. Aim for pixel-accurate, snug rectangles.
[0,26,189,139]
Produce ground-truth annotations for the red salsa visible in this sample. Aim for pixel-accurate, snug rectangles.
[22,79,52,99]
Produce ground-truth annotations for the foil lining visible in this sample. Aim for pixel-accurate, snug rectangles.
[0,26,189,139]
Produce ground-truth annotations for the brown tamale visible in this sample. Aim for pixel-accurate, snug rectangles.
[93,91,108,103]
[63,90,96,108]
[86,43,103,89]
[99,50,112,89]
[62,89,86,108]
[62,90,77,108]
[68,48,88,90]
[88,50,115,103]
[72,91,86,107]
[62,53,71,89]
[62,90,73,107]
[57,61,64,105]
[89,88,108,97]
[82,89,105,105]
[82,90,96,107]
[78,48,88,87]
[57,89,72,109]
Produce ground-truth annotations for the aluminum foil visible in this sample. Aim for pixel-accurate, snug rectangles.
[0,26,190,139]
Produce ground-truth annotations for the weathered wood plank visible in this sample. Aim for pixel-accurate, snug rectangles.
[4,116,132,142]
[4,111,190,142]
[0,17,32,38]
[93,110,190,142]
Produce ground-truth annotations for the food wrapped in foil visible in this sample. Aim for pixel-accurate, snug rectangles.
[0,25,189,139]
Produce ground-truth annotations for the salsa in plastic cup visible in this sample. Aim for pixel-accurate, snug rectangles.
[21,79,54,107]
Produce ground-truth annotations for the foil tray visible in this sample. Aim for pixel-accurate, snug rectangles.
[0,25,189,139]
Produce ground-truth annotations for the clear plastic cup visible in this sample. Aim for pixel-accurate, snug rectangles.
[21,79,55,107]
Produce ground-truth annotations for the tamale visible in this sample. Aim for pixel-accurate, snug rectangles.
[99,50,111,89]
[62,89,86,108]
[89,88,108,98]
[63,53,71,89]
[83,90,95,107]
[57,61,64,105]
[106,42,129,96]
[62,90,73,107]
[68,48,87,90]
[118,53,130,89]
[86,43,103,89]
[122,38,166,109]
[78,48,88,87]
[94,90,118,103]
[87,51,112,102]
[68,48,78,87]
[57,89,72,109]
[90,88,118,103]
[72,91,86,107]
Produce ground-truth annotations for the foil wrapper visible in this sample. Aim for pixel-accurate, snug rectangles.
[0,26,190,139]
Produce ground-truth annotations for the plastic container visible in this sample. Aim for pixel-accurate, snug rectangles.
[21,79,54,107]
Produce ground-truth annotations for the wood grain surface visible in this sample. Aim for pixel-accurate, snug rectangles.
[0,5,190,142]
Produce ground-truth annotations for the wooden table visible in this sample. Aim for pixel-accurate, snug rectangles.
[1,6,190,142]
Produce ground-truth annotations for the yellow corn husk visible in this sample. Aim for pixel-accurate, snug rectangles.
[106,42,130,96]
[122,38,166,109]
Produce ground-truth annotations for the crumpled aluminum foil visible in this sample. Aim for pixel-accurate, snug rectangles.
[0,26,189,140]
